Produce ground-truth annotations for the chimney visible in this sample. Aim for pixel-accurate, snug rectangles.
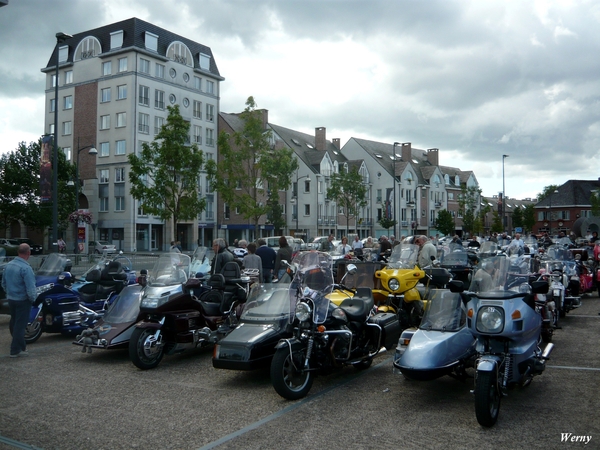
[332,138,340,150]
[427,148,439,166]
[315,127,326,151]
[401,142,412,162]
[259,109,269,130]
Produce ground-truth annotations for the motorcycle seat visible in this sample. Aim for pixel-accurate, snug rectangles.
[339,288,374,322]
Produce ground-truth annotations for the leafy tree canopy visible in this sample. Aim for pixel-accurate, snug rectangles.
[327,166,368,237]
[435,209,455,236]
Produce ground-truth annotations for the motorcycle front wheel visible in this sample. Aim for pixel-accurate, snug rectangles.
[10,320,42,344]
[474,370,501,427]
[129,327,164,370]
[270,347,314,400]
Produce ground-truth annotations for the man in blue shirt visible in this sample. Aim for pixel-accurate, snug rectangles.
[2,244,36,357]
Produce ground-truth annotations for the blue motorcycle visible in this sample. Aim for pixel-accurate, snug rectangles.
[17,253,131,344]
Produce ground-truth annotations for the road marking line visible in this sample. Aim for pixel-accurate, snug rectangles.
[197,356,393,450]
[547,365,600,371]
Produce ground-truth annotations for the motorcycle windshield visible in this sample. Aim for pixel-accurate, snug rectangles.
[190,246,211,277]
[37,253,69,277]
[419,290,466,332]
[479,241,498,254]
[386,244,419,269]
[288,251,334,324]
[440,244,469,267]
[545,244,573,262]
[240,283,292,322]
[102,285,143,324]
[148,253,192,287]
[468,255,515,298]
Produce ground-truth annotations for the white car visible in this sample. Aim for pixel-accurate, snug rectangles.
[90,240,117,254]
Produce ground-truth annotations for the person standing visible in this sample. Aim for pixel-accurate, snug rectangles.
[336,236,352,255]
[242,242,263,283]
[2,244,37,358]
[416,235,438,268]
[274,236,293,280]
[255,238,276,283]
[351,235,364,251]
[321,234,335,252]
[211,238,233,274]
[57,237,66,253]
[170,240,181,253]
[378,235,392,261]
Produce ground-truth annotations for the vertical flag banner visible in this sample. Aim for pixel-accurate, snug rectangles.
[41,136,53,202]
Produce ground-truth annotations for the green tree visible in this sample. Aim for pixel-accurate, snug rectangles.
[512,206,523,229]
[378,217,397,235]
[537,184,560,202]
[522,204,536,232]
[458,185,481,236]
[206,97,298,239]
[491,211,503,233]
[590,191,600,217]
[327,166,368,237]
[0,140,75,237]
[435,209,455,236]
[128,105,205,242]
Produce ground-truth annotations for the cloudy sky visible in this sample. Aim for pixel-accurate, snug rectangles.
[1,0,599,201]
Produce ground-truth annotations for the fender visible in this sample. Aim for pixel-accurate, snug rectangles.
[274,337,301,350]
[476,355,501,373]
[404,287,421,303]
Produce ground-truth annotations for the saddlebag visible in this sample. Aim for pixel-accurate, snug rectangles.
[368,312,401,350]
[169,310,202,333]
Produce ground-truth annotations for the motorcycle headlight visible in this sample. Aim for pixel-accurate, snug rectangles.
[476,306,504,334]
[388,278,400,291]
[295,302,312,322]
[553,288,561,298]
[141,296,168,309]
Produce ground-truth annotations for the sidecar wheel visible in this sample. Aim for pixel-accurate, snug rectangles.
[541,327,553,343]
[129,327,164,370]
[270,347,313,400]
[474,370,501,427]
[10,320,42,344]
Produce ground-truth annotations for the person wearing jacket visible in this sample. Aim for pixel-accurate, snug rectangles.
[255,238,276,283]
[274,236,293,280]
[2,244,37,357]
[211,238,233,275]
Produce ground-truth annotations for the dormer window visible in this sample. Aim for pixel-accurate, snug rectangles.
[405,172,413,185]
[145,32,158,52]
[110,30,124,50]
[74,36,101,61]
[455,175,460,185]
[199,53,211,71]
[444,174,450,184]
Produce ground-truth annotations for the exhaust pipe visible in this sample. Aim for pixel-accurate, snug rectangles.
[541,343,554,359]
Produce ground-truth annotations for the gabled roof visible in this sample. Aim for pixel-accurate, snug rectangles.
[535,179,600,208]
[43,17,222,78]
[269,123,347,173]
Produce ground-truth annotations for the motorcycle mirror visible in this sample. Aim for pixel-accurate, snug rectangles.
[346,264,358,275]
[448,280,465,293]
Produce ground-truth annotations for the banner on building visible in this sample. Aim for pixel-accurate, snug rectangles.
[41,135,52,202]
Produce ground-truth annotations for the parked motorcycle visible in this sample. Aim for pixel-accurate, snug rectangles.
[393,283,476,381]
[462,255,553,427]
[13,253,125,344]
[129,255,250,370]
[438,243,478,285]
[539,243,581,318]
[270,250,401,400]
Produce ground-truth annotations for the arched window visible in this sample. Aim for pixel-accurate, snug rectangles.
[166,41,193,67]
[74,36,101,61]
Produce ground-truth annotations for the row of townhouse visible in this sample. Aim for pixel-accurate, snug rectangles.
[22,17,546,253]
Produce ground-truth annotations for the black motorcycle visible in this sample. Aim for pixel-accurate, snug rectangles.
[270,251,401,400]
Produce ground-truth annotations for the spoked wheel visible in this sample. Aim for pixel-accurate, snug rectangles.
[129,327,164,370]
[270,346,314,400]
[541,325,553,343]
[10,320,42,344]
[474,370,501,427]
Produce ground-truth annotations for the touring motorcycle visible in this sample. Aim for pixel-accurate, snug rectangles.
[462,255,553,427]
[129,255,250,370]
[270,250,401,400]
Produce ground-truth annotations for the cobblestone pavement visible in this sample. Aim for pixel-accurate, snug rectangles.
[0,294,599,450]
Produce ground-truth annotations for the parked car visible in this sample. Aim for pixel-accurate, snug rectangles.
[90,240,117,254]
[308,236,340,251]
[14,238,43,255]
[0,238,20,256]
[265,236,294,252]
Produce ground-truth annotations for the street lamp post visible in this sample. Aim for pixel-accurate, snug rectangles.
[548,189,559,236]
[392,142,400,238]
[293,172,311,237]
[502,154,509,231]
[72,138,97,253]
[52,31,72,250]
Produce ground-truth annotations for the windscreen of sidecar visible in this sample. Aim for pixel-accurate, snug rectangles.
[37,253,69,276]
[545,244,573,262]
[190,246,211,277]
[289,251,334,324]
[240,284,292,322]
[479,241,498,254]
[102,287,143,323]
[440,244,469,267]
[419,290,466,332]
[148,254,191,286]
[386,244,419,269]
